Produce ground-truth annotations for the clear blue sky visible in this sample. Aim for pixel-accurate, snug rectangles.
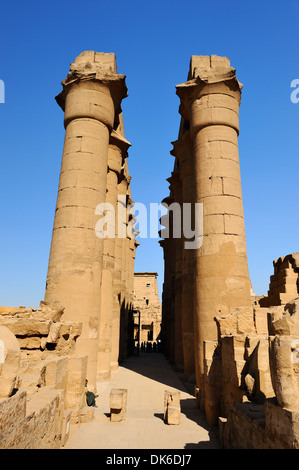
[0,0,298,307]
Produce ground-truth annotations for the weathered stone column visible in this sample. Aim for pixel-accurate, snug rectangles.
[118,170,132,362]
[159,237,171,358]
[166,170,184,372]
[176,55,251,391]
[162,192,177,364]
[44,51,127,391]
[110,171,130,369]
[97,130,130,380]
[171,131,195,382]
[97,162,116,380]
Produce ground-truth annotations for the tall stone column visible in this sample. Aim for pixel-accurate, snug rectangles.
[44,51,127,391]
[110,171,129,369]
[166,171,184,372]
[160,195,175,362]
[97,130,130,380]
[97,164,116,381]
[159,229,174,360]
[171,131,195,382]
[176,55,251,391]
[100,132,130,373]
[118,171,132,362]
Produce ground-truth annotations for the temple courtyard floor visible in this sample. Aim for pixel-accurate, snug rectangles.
[63,351,221,450]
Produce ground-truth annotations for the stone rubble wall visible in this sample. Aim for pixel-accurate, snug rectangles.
[260,253,299,308]
[205,256,299,449]
[0,301,93,449]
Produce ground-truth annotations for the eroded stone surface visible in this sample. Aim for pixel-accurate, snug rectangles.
[0,326,21,398]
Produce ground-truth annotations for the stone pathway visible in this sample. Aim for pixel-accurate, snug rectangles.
[64,352,221,449]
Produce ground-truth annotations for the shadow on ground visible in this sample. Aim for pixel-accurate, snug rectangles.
[121,351,221,448]
[121,351,192,394]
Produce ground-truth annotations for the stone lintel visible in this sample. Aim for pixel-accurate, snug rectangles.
[134,272,158,277]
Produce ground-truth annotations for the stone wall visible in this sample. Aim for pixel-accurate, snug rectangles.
[0,301,93,448]
[208,256,299,449]
[260,253,299,307]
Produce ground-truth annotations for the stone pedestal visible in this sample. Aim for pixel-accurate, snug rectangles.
[164,390,180,425]
[110,388,127,422]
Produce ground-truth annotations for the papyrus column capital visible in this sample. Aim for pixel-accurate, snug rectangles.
[170,131,193,180]
[56,52,128,130]
[167,171,182,197]
[176,55,243,136]
[108,130,131,175]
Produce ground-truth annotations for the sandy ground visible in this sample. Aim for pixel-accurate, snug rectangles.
[63,352,221,450]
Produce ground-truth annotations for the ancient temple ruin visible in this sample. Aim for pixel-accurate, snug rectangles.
[0,51,138,448]
[0,52,298,449]
[44,51,138,389]
[160,54,251,389]
[133,272,162,346]
[160,55,299,448]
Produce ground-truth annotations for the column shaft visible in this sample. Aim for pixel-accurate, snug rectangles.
[44,52,127,390]
[176,56,252,392]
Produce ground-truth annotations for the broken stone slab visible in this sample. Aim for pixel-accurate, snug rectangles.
[36,301,64,322]
[268,298,299,336]
[79,406,95,424]
[55,322,82,353]
[44,322,61,344]
[0,318,51,337]
[265,398,299,449]
[269,335,299,409]
[64,355,87,414]
[39,321,82,353]
[215,306,255,337]
[19,372,45,391]
[18,336,42,350]
[0,301,64,323]
[17,360,47,392]
[164,390,180,425]
[0,325,21,398]
[45,357,68,390]
[61,409,72,447]
[110,388,127,422]
[0,306,34,317]
[254,307,269,335]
